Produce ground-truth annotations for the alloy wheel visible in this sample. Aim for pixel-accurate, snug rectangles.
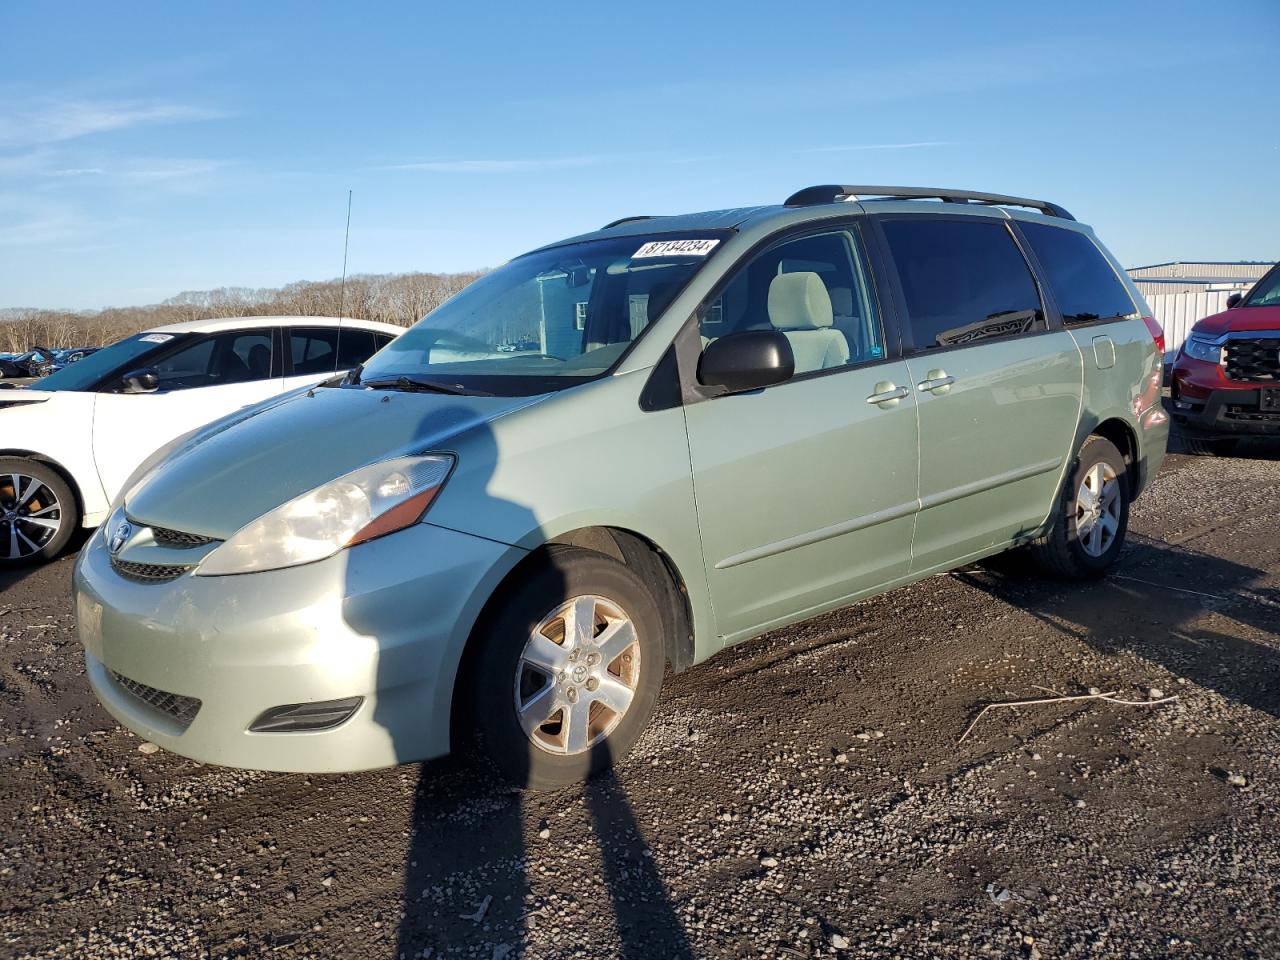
[1075,462,1120,558]
[513,594,642,756]
[0,473,63,560]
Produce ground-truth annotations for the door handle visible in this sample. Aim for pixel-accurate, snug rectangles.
[916,369,955,395]
[866,382,909,407]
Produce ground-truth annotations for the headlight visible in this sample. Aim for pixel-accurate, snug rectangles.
[1182,335,1223,364]
[196,454,454,576]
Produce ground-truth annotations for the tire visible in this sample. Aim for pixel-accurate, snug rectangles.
[1179,434,1237,457]
[1030,436,1129,580]
[0,457,78,567]
[465,546,666,790]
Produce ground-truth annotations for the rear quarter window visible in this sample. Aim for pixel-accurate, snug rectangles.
[1019,222,1136,326]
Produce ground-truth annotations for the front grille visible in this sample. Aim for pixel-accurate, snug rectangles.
[148,524,216,548]
[110,556,191,583]
[110,670,202,728]
[1225,337,1280,382]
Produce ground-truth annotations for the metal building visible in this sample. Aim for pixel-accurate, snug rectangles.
[1127,261,1274,353]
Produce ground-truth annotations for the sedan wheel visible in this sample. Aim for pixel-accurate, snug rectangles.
[0,459,77,567]
[1074,461,1121,558]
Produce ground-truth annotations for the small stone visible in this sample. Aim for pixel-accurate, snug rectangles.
[537,828,550,840]
[1031,753,1042,761]
[1149,687,1165,699]
[321,876,333,887]
[137,742,160,755]
[1226,773,1247,787]
[1073,798,1087,808]
[759,855,779,869]
[834,753,848,765]
[1087,687,1101,696]
[831,933,850,949]
[871,730,884,739]
[1135,880,1153,895]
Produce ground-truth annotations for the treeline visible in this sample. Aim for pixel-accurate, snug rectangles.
[0,270,485,353]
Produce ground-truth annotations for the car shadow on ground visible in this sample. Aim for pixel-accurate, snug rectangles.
[961,534,1280,720]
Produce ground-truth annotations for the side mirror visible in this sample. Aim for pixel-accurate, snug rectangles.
[121,367,159,394]
[697,330,795,393]
[1226,293,1244,309]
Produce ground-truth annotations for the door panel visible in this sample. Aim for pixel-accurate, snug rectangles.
[905,332,1082,571]
[685,362,919,640]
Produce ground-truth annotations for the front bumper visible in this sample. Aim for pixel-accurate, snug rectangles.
[74,521,521,772]
[1168,385,1280,438]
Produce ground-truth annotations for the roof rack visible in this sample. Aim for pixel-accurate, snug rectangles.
[783,184,1074,221]
[601,214,657,229]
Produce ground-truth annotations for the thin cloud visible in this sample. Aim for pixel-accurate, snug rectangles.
[798,140,956,154]
[381,156,606,173]
[0,99,226,149]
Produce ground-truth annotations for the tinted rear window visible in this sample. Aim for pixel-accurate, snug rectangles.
[1019,223,1135,326]
[881,218,1045,349]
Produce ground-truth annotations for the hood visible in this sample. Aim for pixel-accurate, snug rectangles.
[127,386,545,538]
[1193,304,1280,337]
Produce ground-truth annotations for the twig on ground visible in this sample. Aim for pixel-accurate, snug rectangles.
[960,688,1179,743]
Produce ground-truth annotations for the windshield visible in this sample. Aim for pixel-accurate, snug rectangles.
[34,332,187,392]
[357,232,725,394]
[1244,265,1280,308]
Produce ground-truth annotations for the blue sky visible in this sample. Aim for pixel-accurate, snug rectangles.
[1,0,1277,310]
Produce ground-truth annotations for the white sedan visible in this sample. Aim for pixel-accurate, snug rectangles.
[0,315,401,566]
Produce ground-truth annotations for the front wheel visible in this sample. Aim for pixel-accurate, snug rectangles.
[0,458,78,567]
[465,546,666,790]
[1030,436,1129,580]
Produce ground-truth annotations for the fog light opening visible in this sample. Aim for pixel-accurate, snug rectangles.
[249,696,364,733]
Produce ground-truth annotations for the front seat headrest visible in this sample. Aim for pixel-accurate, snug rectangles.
[768,272,834,330]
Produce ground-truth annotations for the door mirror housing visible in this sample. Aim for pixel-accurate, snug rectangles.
[121,368,159,394]
[697,330,795,394]
[1226,292,1244,309]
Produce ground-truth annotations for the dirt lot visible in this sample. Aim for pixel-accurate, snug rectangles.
[2,440,1278,960]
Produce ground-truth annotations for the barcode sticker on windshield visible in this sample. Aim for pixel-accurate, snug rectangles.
[633,239,720,259]
[140,333,175,344]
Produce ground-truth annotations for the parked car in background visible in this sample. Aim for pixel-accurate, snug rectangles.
[0,347,57,379]
[0,315,400,565]
[73,185,1167,788]
[51,346,100,369]
[1169,261,1280,455]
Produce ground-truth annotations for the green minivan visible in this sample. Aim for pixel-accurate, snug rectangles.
[74,185,1169,788]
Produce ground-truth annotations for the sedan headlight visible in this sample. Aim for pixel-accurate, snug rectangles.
[1182,335,1223,364]
[196,454,454,576]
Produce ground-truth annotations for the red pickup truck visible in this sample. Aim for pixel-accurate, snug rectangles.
[1169,262,1280,455]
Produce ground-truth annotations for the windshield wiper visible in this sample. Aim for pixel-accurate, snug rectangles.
[360,375,489,396]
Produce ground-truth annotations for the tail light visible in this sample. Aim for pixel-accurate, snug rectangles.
[1141,315,1166,356]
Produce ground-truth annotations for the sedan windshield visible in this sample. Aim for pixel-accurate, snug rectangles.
[356,232,725,395]
[34,332,187,392]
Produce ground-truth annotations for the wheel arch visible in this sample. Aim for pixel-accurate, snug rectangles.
[1089,418,1141,497]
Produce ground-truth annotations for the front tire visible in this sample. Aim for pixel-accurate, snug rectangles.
[465,546,666,790]
[0,458,78,567]
[1030,436,1129,580]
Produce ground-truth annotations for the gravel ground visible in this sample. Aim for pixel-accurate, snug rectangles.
[2,438,1278,960]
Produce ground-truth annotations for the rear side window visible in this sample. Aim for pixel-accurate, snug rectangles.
[290,328,339,375]
[881,218,1045,350]
[1019,222,1136,325]
[336,329,378,368]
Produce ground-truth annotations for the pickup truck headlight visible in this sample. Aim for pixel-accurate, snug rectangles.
[1181,335,1223,364]
[196,454,454,576]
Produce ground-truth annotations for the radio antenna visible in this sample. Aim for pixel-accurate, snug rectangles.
[338,189,353,318]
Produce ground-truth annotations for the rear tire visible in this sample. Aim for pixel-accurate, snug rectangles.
[1179,434,1237,457]
[464,546,666,790]
[0,458,78,568]
[1030,436,1129,580]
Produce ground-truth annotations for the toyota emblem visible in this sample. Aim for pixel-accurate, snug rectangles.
[108,520,132,555]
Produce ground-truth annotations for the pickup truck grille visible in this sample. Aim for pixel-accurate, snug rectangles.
[1224,337,1280,382]
[111,670,202,728]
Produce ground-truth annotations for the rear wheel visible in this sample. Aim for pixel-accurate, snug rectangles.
[0,458,78,567]
[1030,436,1128,580]
[465,547,665,789]
[1179,434,1237,457]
